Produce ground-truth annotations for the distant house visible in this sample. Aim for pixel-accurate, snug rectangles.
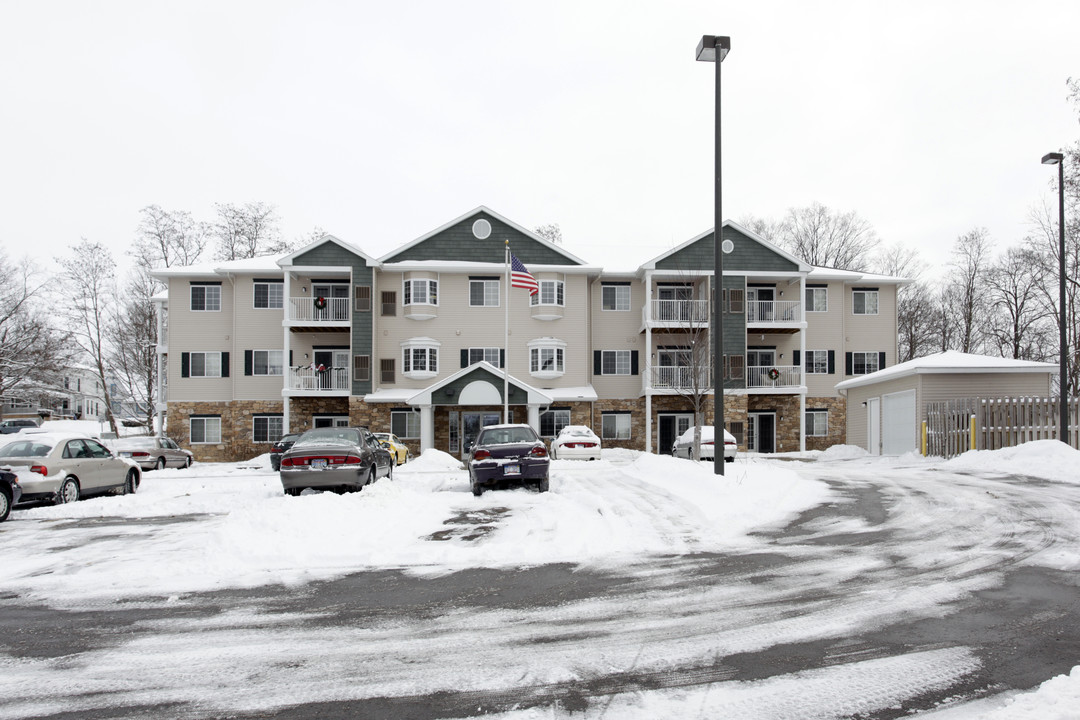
[836,350,1057,455]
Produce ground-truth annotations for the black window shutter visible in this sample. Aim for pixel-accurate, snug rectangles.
[594,351,602,375]
[244,350,253,376]
[878,351,886,370]
[221,352,230,378]
[289,350,293,367]
[792,350,800,368]
[499,349,505,368]
[631,351,639,375]
[845,352,853,375]
[827,350,835,374]
[461,349,468,368]
[181,352,190,378]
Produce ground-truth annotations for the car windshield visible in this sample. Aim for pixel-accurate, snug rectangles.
[294,428,360,446]
[478,428,537,445]
[0,440,54,457]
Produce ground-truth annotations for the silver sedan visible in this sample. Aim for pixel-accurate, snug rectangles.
[109,436,194,470]
[279,427,393,496]
[0,432,141,504]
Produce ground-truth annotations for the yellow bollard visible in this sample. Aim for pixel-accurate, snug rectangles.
[970,415,977,451]
[922,421,928,456]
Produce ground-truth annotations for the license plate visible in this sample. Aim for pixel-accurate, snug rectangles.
[120,452,132,457]
[310,458,327,470]
[503,463,521,476]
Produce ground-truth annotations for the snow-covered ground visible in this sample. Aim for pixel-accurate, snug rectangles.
[2,423,1079,718]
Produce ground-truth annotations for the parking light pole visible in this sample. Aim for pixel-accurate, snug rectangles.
[697,34,730,475]
[1042,151,1069,445]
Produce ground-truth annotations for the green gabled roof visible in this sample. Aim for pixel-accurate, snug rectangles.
[379,206,588,266]
[645,221,810,274]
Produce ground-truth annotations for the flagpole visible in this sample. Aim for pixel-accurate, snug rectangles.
[504,239,510,423]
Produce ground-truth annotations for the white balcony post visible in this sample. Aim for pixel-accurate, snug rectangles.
[420,404,434,453]
[283,272,291,433]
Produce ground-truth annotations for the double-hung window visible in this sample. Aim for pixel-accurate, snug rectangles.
[402,338,439,378]
[468,348,501,366]
[601,350,631,375]
[601,284,630,311]
[253,415,283,443]
[851,351,880,375]
[805,286,827,312]
[391,409,421,439]
[806,350,829,374]
[190,416,221,444]
[403,278,438,306]
[469,278,500,307]
[253,280,283,309]
[540,409,571,438]
[601,412,631,440]
[249,350,284,376]
[190,283,221,312]
[853,288,879,315]
[806,410,829,437]
[188,352,222,377]
[530,279,564,307]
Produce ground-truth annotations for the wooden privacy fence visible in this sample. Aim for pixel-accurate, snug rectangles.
[925,396,1079,458]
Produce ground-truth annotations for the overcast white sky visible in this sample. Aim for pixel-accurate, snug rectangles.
[2,0,1077,277]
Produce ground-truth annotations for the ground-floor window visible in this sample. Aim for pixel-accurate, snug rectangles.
[540,408,571,437]
[392,409,421,439]
[313,415,349,429]
[253,414,283,442]
[190,415,221,444]
[601,412,631,440]
[806,410,829,437]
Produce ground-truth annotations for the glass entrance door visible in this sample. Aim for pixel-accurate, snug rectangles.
[658,413,693,455]
[461,412,503,455]
[747,412,776,454]
[312,284,349,320]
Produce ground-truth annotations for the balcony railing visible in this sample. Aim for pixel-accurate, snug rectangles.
[288,297,350,323]
[650,299,710,324]
[288,366,350,392]
[746,300,801,324]
[653,365,712,390]
[745,365,802,388]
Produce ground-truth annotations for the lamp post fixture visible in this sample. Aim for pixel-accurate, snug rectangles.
[1041,151,1068,445]
[697,34,730,476]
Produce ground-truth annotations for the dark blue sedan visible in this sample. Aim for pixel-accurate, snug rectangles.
[467,424,550,496]
[1,469,21,522]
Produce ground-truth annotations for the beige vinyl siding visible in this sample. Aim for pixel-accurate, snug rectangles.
[591,278,645,398]
[844,284,898,374]
[168,277,234,403]
[233,276,289,401]
[844,376,918,449]
[374,269,591,391]
[803,281,846,397]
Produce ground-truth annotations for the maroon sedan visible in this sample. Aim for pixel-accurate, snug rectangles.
[467,424,549,496]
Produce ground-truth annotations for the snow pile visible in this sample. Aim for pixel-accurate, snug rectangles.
[404,448,463,471]
[922,664,1080,719]
[819,444,869,461]
[943,439,1080,483]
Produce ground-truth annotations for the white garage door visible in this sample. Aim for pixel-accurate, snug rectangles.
[882,389,916,455]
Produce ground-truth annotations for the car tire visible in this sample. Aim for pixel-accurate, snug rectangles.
[155,457,166,471]
[537,477,549,493]
[726,456,734,463]
[284,488,302,496]
[550,447,557,460]
[0,488,11,522]
[185,456,193,469]
[125,469,139,494]
[56,477,80,505]
[386,462,393,481]
[471,479,483,497]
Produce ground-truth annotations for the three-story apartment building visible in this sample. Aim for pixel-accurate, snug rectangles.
[153,207,904,462]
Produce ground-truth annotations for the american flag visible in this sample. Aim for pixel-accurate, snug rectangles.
[510,253,538,295]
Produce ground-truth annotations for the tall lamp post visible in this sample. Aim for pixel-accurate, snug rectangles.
[1041,151,1068,445]
[697,34,730,476]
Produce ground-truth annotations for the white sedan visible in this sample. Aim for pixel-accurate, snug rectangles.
[550,425,602,460]
[672,426,738,462]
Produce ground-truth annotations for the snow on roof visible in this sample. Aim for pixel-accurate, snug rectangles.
[545,386,598,402]
[836,350,1058,391]
[149,254,283,278]
[807,267,909,283]
[380,259,601,274]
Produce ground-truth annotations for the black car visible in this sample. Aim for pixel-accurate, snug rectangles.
[270,433,302,471]
[278,427,393,496]
[467,424,550,496]
[1,469,21,522]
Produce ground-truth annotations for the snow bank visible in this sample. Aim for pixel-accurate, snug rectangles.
[819,444,869,460]
[943,439,1080,483]
[921,665,1080,719]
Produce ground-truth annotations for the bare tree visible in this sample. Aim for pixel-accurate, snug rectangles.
[214,202,284,260]
[0,252,70,419]
[942,228,993,353]
[1027,199,1080,394]
[741,203,878,270]
[133,205,211,274]
[984,246,1053,360]
[59,240,120,436]
[107,272,158,429]
[873,243,936,361]
[534,223,562,245]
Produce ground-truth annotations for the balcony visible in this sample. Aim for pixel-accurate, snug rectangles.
[287,366,350,394]
[287,297,351,325]
[746,300,801,325]
[645,299,710,328]
[652,365,712,391]
[745,365,802,390]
